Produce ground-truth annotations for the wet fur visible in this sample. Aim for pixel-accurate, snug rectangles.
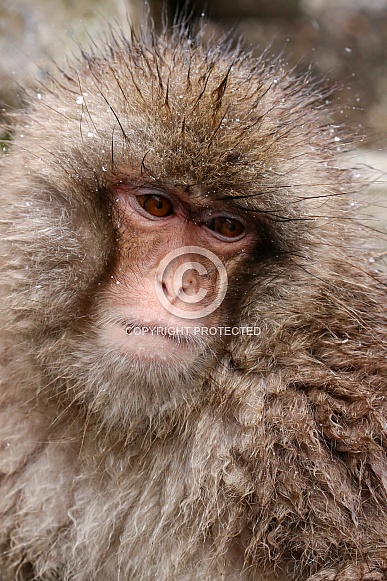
[1,22,387,581]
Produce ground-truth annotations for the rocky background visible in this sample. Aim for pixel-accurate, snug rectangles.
[194,0,387,149]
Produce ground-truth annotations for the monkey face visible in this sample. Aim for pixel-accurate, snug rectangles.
[95,179,257,366]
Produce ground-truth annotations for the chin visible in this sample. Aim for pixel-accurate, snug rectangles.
[59,322,211,431]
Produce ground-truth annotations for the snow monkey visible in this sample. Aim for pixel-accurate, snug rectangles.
[1,19,387,581]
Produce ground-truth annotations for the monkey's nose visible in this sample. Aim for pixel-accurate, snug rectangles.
[156,264,207,306]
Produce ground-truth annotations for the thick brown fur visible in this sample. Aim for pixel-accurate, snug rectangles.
[1,20,387,581]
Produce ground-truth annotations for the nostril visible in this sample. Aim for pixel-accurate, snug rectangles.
[182,269,198,293]
[183,276,193,289]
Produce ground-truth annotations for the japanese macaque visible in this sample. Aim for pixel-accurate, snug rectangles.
[0,20,387,581]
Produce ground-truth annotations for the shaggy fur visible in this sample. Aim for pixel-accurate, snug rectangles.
[1,21,387,581]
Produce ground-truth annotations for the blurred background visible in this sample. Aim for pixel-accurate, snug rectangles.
[1,0,386,208]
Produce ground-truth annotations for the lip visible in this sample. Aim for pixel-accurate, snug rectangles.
[111,316,202,348]
[97,317,204,365]
[124,321,194,346]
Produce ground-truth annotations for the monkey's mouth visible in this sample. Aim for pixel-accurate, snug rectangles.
[99,315,206,363]
[123,321,195,346]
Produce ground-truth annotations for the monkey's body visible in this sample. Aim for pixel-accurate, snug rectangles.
[0,23,387,581]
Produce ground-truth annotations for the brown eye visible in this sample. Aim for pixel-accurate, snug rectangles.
[207,217,245,239]
[136,194,173,217]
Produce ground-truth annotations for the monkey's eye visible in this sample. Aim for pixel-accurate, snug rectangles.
[136,194,174,218]
[206,217,245,239]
